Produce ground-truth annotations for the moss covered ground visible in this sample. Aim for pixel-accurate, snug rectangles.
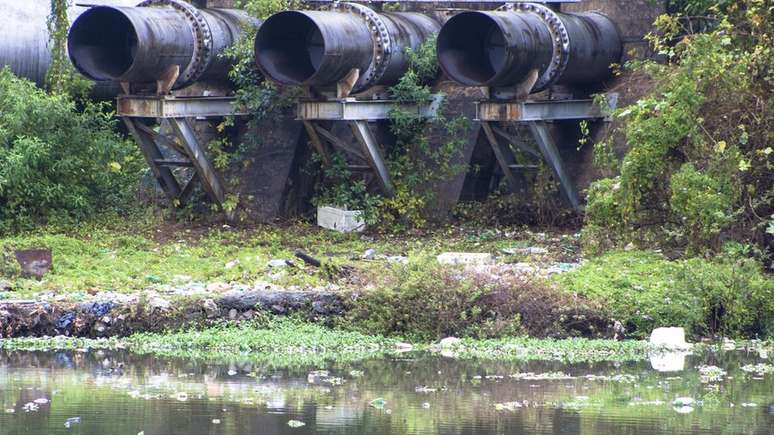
[0,211,569,297]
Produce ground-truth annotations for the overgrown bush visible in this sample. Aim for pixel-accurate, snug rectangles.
[584,0,773,255]
[557,250,774,338]
[0,69,142,231]
[339,257,612,341]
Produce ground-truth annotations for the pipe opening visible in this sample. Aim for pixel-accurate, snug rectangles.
[437,12,506,86]
[68,7,137,81]
[255,11,325,85]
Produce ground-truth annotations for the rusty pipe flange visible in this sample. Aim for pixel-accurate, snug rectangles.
[513,2,569,92]
[138,0,213,88]
[327,2,391,91]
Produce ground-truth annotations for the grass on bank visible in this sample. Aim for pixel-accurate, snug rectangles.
[0,212,573,297]
[556,250,774,339]
[1,215,772,340]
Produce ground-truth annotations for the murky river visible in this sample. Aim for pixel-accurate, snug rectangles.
[0,347,771,434]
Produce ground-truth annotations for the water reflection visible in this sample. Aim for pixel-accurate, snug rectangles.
[0,348,771,434]
[649,350,692,372]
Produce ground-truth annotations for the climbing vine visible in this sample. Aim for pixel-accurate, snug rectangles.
[196,0,300,219]
[313,36,471,230]
[47,0,91,97]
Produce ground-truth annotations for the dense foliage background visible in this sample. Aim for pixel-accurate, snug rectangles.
[0,69,142,232]
[585,0,772,257]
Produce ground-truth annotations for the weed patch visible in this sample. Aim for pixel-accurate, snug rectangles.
[556,250,774,338]
[339,257,612,341]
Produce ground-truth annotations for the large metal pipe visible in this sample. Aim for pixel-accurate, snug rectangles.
[437,3,622,91]
[0,1,138,90]
[67,0,260,89]
[254,3,440,91]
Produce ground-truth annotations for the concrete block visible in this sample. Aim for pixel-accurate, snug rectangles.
[317,206,366,233]
[649,327,692,349]
[437,252,495,266]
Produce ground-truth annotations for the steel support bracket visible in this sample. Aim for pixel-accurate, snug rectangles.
[296,97,442,196]
[118,95,245,218]
[478,94,617,211]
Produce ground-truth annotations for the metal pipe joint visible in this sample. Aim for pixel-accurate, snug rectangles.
[437,3,622,91]
[68,0,260,89]
[254,2,440,92]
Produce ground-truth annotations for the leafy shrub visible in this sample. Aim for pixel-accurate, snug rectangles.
[557,250,774,338]
[339,257,612,341]
[0,69,142,231]
[669,163,737,249]
[584,1,773,255]
[675,256,774,337]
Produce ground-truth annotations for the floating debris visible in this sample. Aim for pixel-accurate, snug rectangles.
[307,370,345,385]
[33,398,49,405]
[22,402,39,412]
[672,397,696,413]
[369,398,386,409]
[287,419,306,428]
[740,363,773,376]
[175,392,188,402]
[422,402,431,409]
[628,400,665,406]
[415,386,437,393]
[495,401,523,411]
[394,342,413,352]
[308,370,329,383]
[583,374,638,383]
[510,372,574,381]
[212,419,221,424]
[64,417,81,428]
[697,365,727,383]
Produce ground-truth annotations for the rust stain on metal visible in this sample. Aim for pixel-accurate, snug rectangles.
[479,103,522,121]
[118,97,160,117]
[299,103,322,120]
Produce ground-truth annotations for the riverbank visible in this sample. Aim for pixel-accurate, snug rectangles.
[1,218,772,341]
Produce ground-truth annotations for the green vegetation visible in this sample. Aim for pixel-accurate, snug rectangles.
[0,318,396,367]
[0,317,657,364]
[556,250,774,339]
[452,336,650,363]
[127,318,399,367]
[584,0,772,256]
[46,0,92,97]
[1,217,771,340]
[0,1,771,352]
[0,70,143,232]
[339,256,612,341]
[0,216,544,296]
